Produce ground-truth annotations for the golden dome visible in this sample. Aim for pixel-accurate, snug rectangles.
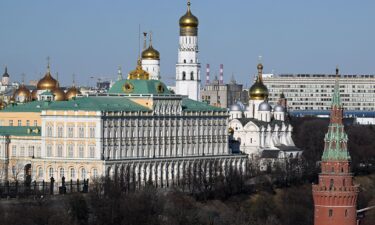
[52,87,66,101]
[66,86,81,100]
[31,89,38,100]
[179,1,198,36]
[37,66,58,90]
[142,45,160,60]
[249,63,269,100]
[128,59,150,80]
[13,84,31,102]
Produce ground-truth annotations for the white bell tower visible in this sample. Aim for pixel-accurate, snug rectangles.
[175,1,201,101]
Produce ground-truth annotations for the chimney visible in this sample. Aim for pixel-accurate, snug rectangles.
[206,64,210,85]
[219,64,224,84]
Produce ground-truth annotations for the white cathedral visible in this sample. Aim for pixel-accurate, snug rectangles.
[228,64,302,170]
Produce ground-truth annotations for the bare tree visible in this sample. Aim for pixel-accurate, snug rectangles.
[9,160,24,182]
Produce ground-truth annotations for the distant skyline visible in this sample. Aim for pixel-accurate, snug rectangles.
[0,0,374,87]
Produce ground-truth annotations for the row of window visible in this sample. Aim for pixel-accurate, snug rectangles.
[46,126,95,138]
[46,145,96,158]
[11,145,40,157]
[5,120,38,127]
[36,167,98,180]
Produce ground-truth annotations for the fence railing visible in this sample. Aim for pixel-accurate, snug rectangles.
[0,177,89,198]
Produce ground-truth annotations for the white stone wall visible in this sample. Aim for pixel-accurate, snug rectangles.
[176,36,201,101]
[142,59,160,80]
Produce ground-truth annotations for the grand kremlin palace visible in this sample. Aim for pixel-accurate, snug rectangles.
[0,60,246,184]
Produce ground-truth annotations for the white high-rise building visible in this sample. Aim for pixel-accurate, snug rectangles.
[175,1,201,101]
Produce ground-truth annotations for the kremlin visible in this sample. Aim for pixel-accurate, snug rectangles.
[0,1,374,225]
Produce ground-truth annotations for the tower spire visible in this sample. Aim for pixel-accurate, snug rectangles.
[143,32,147,50]
[187,0,191,12]
[149,31,153,47]
[47,56,51,73]
[117,66,123,81]
[72,74,76,87]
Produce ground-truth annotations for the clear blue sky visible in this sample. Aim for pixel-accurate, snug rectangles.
[0,0,374,87]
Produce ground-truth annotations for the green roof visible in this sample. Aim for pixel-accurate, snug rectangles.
[108,79,171,95]
[182,98,227,112]
[0,126,41,137]
[1,97,151,112]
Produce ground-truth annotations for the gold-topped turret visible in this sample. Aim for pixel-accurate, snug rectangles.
[249,63,269,100]
[179,1,199,36]
[141,32,160,60]
[66,74,81,100]
[127,59,150,80]
[37,58,58,90]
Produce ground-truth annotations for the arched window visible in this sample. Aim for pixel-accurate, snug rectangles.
[38,167,43,178]
[93,169,98,178]
[60,168,65,178]
[70,168,75,179]
[190,71,194,80]
[329,209,333,217]
[183,59,186,63]
[330,179,334,190]
[345,209,348,217]
[182,72,186,80]
[81,168,86,179]
[49,167,54,178]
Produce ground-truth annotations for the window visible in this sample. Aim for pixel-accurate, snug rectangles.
[78,127,85,138]
[183,59,186,63]
[57,145,63,157]
[330,179,334,190]
[93,169,98,178]
[38,167,43,178]
[34,120,37,126]
[89,146,95,158]
[79,146,84,158]
[68,145,74,158]
[12,146,17,156]
[89,127,95,138]
[57,126,63,138]
[47,126,53,137]
[9,120,13,126]
[329,209,333,217]
[37,147,41,157]
[49,168,54,178]
[68,126,74,138]
[190,71,194,80]
[18,120,21,126]
[345,209,348,217]
[182,72,186,80]
[28,146,34,157]
[47,145,52,157]
[20,146,25,157]
[81,168,86,179]
[60,168,65,178]
[26,120,30,126]
[70,168,75,179]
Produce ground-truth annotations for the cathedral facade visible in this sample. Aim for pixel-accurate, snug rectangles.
[228,63,301,170]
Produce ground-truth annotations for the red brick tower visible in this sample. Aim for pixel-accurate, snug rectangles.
[312,67,359,225]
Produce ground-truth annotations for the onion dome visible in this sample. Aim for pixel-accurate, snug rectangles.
[37,64,58,90]
[142,33,160,60]
[179,1,199,36]
[274,104,285,112]
[258,101,272,111]
[31,89,38,100]
[230,103,242,111]
[52,87,66,101]
[2,66,9,78]
[13,84,31,102]
[249,63,269,100]
[66,86,80,100]
[128,59,150,80]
